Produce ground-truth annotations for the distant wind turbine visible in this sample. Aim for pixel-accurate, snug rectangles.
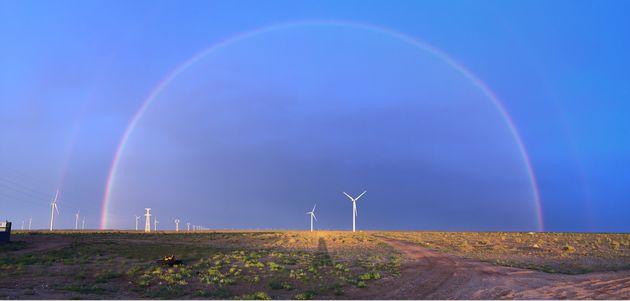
[306,204,317,232]
[186,222,190,231]
[75,210,80,230]
[343,191,366,232]
[134,215,141,231]
[28,217,32,230]
[174,219,180,232]
[49,189,60,231]
[82,218,85,230]
[154,218,158,231]
[21,220,24,230]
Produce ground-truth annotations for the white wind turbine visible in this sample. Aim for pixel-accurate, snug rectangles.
[154,218,159,231]
[134,215,141,231]
[82,218,85,230]
[343,191,366,232]
[306,204,317,232]
[174,219,180,232]
[75,210,80,230]
[28,217,32,230]
[186,222,190,231]
[21,220,25,230]
[49,189,60,231]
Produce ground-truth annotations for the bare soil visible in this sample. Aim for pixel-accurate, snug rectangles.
[351,238,630,299]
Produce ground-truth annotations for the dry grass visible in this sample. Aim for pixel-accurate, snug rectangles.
[377,231,630,274]
[0,231,402,299]
[2,231,628,299]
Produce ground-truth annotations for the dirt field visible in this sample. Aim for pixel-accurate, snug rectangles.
[0,231,628,299]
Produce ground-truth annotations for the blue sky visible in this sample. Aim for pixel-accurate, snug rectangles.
[1,0,629,232]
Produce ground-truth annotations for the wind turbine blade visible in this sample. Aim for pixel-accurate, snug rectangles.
[54,203,59,215]
[53,189,59,203]
[312,213,317,221]
[312,204,316,212]
[355,190,367,201]
[342,192,354,201]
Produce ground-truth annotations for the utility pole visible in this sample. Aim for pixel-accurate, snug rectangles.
[144,208,151,233]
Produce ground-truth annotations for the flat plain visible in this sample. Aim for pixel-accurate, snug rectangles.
[1,231,628,299]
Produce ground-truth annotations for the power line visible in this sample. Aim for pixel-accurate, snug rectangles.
[0,162,53,187]
[0,177,53,198]
[0,191,45,208]
[0,182,51,202]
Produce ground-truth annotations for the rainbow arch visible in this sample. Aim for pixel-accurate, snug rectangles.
[100,20,544,231]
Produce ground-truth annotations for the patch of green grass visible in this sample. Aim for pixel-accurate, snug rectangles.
[143,285,186,299]
[240,291,271,300]
[358,271,381,280]
[94,270,123,283]
[0,241,28,251]
[294,290,317,300]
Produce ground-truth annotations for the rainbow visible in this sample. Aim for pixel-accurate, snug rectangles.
[100,20,544,231]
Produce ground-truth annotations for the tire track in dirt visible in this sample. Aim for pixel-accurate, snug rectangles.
[350,237,630,299]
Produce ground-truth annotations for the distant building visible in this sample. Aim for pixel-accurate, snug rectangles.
[0,221,11,243]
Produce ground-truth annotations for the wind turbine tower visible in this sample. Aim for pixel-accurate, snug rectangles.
[186,222,190,231]
[174,219,180,232]
[28,217,32,230]
[21,220,25,230]
[154,218,159,231]
[144,208,151,233]
[134,215,141,231]
[306,204,317,232]
[82,218,85,230]
[49,189,60,231]
[75,210,80,230]
[343,191,366,232]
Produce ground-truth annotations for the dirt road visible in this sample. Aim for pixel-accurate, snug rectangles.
[351,238,630,299]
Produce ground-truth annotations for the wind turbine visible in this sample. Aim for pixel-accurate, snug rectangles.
[75,210,80,230]
[144,208,151,233]
[134,215,141,231]
[82,218,85,230]
[21,220,25,230]
[342,191,366,232]
[306,204,317,232]
[154,218,158,231]
[186,222,190,231]
[28,217,32,230]
[174,219,180,232]
[49,189,60,231]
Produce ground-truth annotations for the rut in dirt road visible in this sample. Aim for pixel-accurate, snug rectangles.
[350,238,630,299]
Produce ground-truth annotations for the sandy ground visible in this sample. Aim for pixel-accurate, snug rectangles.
[350,238,630,299]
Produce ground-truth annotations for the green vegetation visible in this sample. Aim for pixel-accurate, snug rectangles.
[3,231,626,299]
[1,231,402,299]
